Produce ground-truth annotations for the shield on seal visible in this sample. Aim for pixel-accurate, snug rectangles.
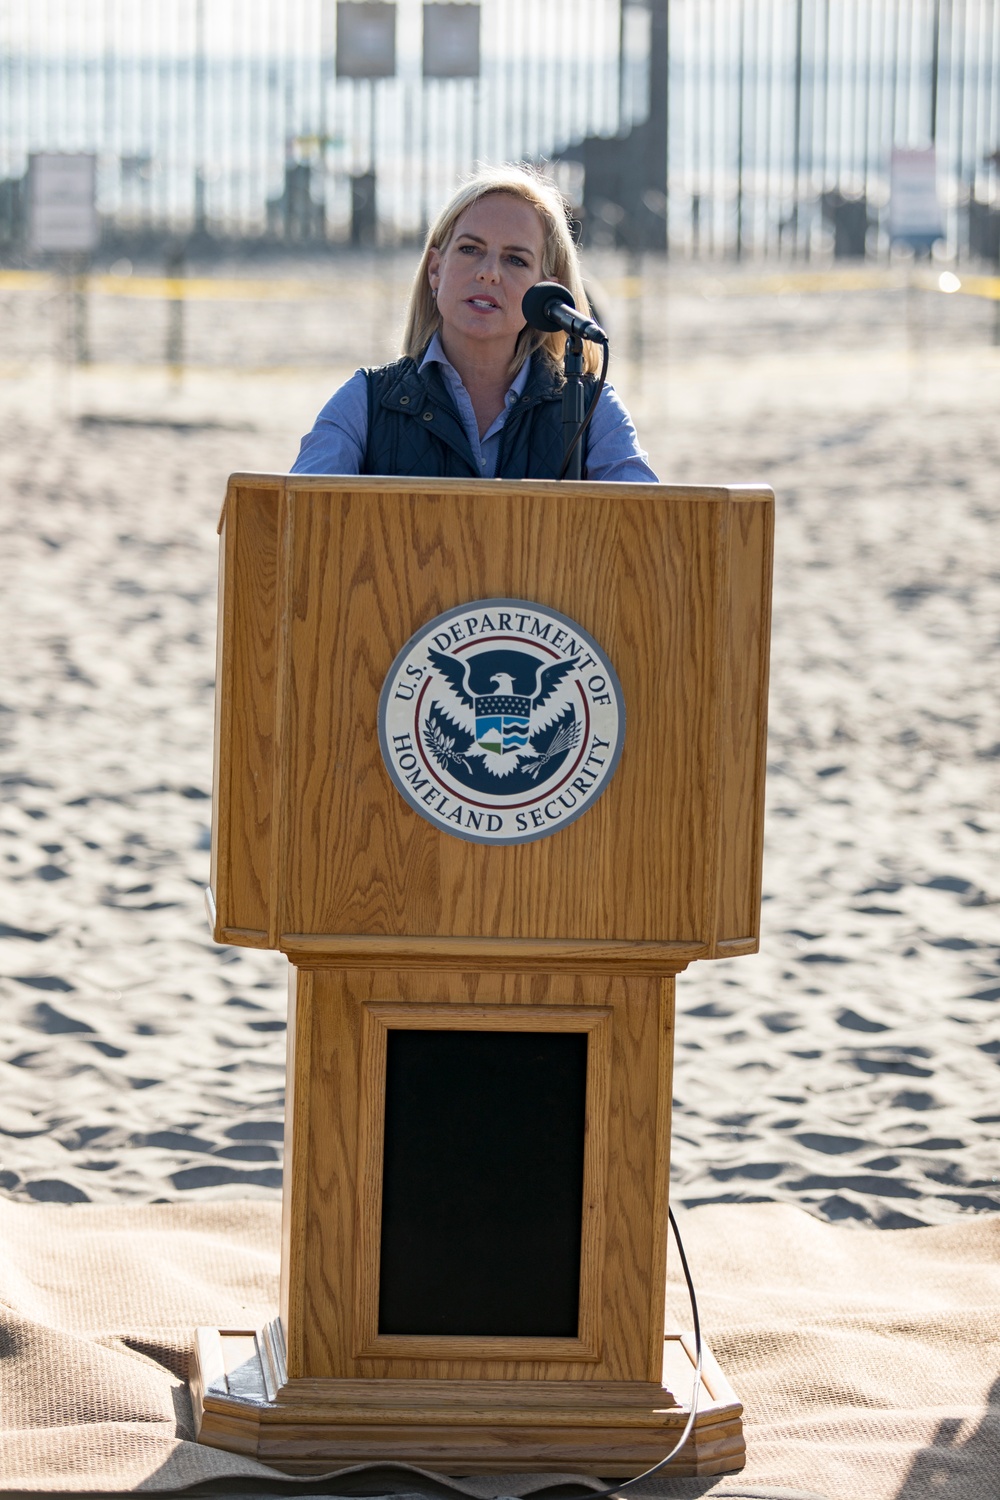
[473,682,531,756]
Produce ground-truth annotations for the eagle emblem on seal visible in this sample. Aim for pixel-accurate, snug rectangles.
[423,646,583,785]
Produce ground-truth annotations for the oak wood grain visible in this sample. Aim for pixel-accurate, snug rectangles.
[282,967,674,1386]
[713,491,774,952]
[211,487,280,943]
[279,965,312,1376]
[352,1002,610,1362]
[280,934,702,973]
[210,476,773,952]
[190,1325,745,1475]
[201,473,765,1476]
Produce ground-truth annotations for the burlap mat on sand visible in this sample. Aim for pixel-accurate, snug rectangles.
[0,1199,997,1500]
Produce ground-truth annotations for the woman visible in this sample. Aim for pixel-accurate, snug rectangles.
[291,165,656,482]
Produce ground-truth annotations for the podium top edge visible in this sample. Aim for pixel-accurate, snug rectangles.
[222,472,776,505]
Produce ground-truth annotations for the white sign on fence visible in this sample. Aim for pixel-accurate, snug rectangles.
[889,148,943,248]
[28,153,100,254]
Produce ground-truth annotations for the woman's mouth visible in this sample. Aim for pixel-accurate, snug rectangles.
[466,296,499,311]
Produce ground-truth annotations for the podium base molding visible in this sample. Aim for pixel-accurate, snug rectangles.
[190,1322,745,1478]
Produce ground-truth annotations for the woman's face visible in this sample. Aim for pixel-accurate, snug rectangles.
[427,193,546,362]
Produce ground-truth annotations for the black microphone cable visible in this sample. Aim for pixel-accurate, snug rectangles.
[493,1203,703,1500]
[558,338,610,482]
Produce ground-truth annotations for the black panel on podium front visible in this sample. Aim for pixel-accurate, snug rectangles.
[378,1029,588,1337]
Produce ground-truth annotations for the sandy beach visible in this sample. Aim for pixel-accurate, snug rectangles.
[1,252,998,1230]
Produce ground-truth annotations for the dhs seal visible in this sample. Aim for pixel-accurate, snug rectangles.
[378,598,625,846]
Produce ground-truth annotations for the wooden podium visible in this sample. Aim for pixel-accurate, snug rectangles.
[191,473,773,1478]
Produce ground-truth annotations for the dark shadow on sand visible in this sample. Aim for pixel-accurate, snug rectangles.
[892,1370,1000,1498]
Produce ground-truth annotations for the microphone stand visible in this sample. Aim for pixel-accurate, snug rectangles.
[561,333,585,481]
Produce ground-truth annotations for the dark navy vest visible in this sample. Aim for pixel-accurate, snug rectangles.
[362,353,595,480]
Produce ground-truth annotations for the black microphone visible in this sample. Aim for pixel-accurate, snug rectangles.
[521,281,608,345]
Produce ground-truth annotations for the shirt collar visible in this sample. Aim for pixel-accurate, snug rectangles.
[418,332,532,406]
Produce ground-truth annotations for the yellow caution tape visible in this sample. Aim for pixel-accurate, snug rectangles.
[0,266,997,301]
[0,271,52,291]
[0,270,341,300]
[948,273,1000,300]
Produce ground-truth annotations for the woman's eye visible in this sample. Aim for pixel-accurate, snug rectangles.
[509,254,528,267]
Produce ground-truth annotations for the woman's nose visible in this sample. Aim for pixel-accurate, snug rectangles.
[476,254,501,282]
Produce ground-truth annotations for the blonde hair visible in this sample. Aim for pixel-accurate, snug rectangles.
[402,164,601,377]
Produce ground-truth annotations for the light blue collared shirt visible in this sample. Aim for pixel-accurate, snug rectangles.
[291,334,657,482]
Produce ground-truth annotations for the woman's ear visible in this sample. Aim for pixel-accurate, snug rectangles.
[427,247,441,292]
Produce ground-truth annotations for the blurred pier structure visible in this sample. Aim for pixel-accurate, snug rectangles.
[0,0,997,266]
